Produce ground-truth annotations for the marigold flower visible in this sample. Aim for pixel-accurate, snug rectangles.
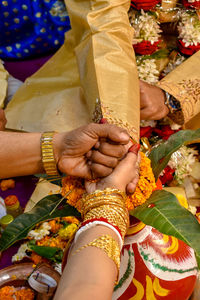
[0,286,34,300]
[61,176,85,211]
[62,216,80,225]
[15,288,34,300]
[4,195,19,206]
[37,236,67,249]
[30,252,45,265]
[58,223,78,240]
[0,286,15,300]
[48,220,62,233]
[0,179,15,191]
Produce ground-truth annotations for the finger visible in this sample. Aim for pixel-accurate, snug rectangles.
[90,163,113,178]
[89,150,118,168]
[86,150,92,158]
[98,141,132,158]
[126,153,141,193]
[140,107,154,120]
[85,180,96,194]
[126,181,138,194]
[86,123,130,145]
[110,152,138,184]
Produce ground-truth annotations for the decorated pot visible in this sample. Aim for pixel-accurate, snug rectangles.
[113,221,198,300]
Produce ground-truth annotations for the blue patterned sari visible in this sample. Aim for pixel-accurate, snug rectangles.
[0,0,71,59]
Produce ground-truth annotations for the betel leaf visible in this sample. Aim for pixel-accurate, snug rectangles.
[149,129,200,180]
[0,194,80,252]
[29,243,63,262]
[130,190,200,268]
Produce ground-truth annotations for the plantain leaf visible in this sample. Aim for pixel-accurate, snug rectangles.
[130,190,200,268]
[0,194,80,252]
[149,129,200,180]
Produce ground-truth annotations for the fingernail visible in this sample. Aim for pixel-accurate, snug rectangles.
[100,118,108,124]
[128,143,140,154]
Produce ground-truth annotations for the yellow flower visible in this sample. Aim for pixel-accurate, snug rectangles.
[58,223,78,240]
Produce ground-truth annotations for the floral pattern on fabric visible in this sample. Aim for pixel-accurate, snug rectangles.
[0,0,71,59]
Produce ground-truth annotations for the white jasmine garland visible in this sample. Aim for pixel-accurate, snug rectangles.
[28,222,51,240]
[168,146,198,184]
[137,58,159,84]
[178,11,200,46]
[12,243,30,262]
[130,10,161,44]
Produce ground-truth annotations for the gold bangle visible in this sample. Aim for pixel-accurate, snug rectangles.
[41,132,59,176]
[82,199,126,216]
[84,206,129,238]
[72,234,120,280]
[83,189,127,203]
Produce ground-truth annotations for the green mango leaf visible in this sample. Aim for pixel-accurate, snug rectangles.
[0,194,80,252]
[130,190,200,268]
[28,243,63,262]
[34,174,64,186]
[149,129,200,180]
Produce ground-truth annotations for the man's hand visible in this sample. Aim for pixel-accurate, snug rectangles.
[54,123,132,179]
[140,80,169,120]
[0,109,7,131]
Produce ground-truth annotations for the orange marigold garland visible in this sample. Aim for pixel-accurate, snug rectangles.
[0,286,34,300]
[125,152,156,210]
[61,177,85,212]
[61,152,156,212]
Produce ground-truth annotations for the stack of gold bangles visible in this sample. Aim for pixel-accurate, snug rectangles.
[72,188,129,283]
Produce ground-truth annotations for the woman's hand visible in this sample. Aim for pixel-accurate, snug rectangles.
[85,150,140,193]
[0,109,7,130]
[54,123,132,179]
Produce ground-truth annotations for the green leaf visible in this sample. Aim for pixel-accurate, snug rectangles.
[34,174,65,186]
[0,194,80,252]
[149,129,200,180]
[29,243,63,262]
[130,190,200,268]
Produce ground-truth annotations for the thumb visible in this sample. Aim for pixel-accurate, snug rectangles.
[88,123,130,145]
[111,151,139,184]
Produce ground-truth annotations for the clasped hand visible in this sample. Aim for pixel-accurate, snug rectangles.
[53,123,140,194]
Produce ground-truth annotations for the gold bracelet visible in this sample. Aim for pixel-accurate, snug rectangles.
[82,189,127,204]
[72,234,120,280]
[41,132,59,176]
[84,206,129,238]
[82,198,126,217]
